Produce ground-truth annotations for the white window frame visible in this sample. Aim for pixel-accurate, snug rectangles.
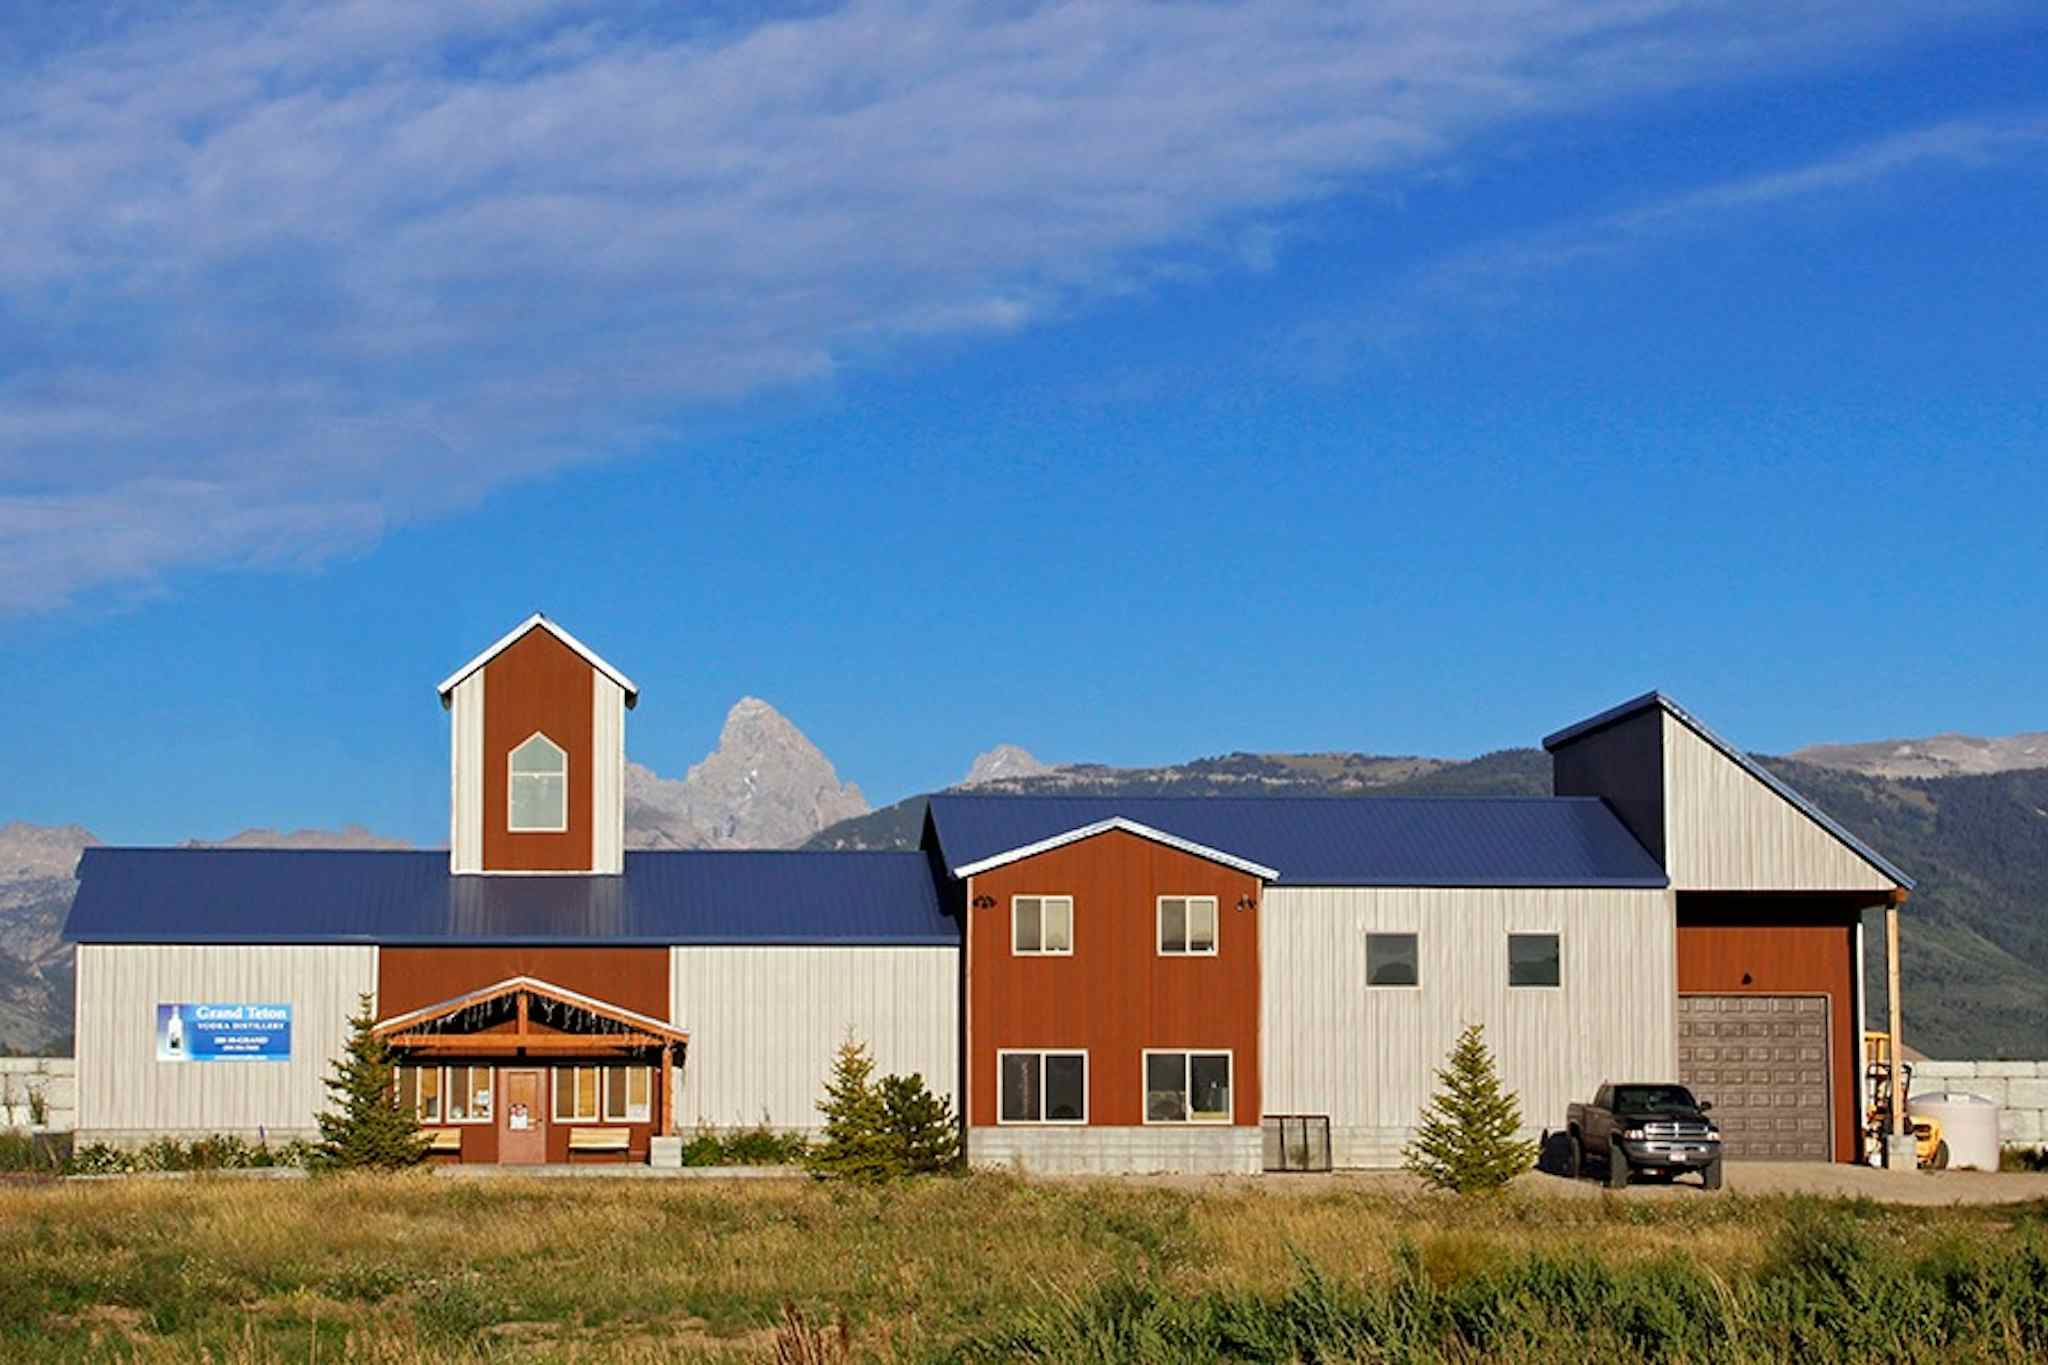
[1364,931,1422,990]
[1156,895,1219,956]
[603,1064,653,1123]
[1010,895,1074,957]
[441,1064,494,1125]
[507,731,569,834]
[995,1048,1089,1125]
[1507,931,1564,990]
[1141,1049,1234,1125]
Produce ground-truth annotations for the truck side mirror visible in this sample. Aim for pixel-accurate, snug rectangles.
[1699,1100,1713,1112]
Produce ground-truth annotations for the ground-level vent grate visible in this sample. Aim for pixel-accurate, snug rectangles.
[1263,1115,1332,1172]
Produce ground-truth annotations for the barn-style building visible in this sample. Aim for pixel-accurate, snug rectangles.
[65,617,1910,1170]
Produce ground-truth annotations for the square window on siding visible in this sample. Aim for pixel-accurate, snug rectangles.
[1508,933,1562,988]
[604,1065,652,1122]
[1366,933,1419,987]
[1013,897,1073,955]
[1158,897,1219,955]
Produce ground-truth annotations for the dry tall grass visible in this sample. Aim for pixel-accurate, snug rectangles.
[0,1173,2039,1361]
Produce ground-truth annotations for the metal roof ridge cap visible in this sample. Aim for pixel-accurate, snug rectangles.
[1652,696,1916,891]
[949,815,1280,880]
[435,612,639,703]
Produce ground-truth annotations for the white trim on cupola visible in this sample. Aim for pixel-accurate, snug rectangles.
[437,614,639,708]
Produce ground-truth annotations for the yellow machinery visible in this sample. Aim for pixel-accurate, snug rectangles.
[1863,1032,1948,1168]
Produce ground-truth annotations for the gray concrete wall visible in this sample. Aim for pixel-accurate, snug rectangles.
[968,1125,1262,1175]
[1911,1060,2048,1148]
[0,1057,77,1132]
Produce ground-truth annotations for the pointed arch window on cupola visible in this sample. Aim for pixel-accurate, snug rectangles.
[508,732,569,833]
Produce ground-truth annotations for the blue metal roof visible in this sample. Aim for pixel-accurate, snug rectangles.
[64,848,957,946]
[924,794,1668,888]
[1542,691,1913,890]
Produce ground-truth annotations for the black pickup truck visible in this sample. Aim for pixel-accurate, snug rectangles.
[1566,1082,1724,1189]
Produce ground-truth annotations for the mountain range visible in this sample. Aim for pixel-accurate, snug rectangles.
[3,711,2044,1059]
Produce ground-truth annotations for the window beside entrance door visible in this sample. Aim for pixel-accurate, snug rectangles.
[397,1065,493,1123]
[553,1065,652,1122]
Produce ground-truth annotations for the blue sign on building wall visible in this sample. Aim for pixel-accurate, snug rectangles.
[155,1003,292,1062]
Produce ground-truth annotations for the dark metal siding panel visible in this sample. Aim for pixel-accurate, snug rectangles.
[926,795,1667,888]
[65,848,957,946]
[1550,706,1666,864]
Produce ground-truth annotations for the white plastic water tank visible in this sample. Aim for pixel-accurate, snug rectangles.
[1909,1091,2001,1171]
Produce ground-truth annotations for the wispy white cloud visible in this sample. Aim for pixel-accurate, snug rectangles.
[0,0,2022,608]
[1274,112,2048,375]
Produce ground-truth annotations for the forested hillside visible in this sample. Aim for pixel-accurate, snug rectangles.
[809,751,2048,1058]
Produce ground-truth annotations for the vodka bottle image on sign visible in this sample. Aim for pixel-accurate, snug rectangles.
[167,1006,184,1055]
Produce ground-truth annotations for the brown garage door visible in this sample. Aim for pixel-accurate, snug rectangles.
[1678,994,1832,1161]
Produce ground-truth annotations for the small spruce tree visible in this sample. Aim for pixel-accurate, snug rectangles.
[803,1034,895,1182]
[1403,1022,1537,1194]
[879,1072,961,1174]
[311,993,429,1172]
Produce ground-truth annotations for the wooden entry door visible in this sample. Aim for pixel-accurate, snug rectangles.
[498,1069,547,1164]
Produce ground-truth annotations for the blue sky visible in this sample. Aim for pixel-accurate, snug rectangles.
[4,1,2046,846]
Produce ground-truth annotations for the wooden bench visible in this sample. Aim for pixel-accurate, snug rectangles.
[567,1126,632,1161]
[425,1129,462,1157]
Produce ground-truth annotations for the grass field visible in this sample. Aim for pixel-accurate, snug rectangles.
[2,1174,2046,1361]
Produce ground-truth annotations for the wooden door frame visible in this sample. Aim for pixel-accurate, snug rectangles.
[498,1066,548,1165]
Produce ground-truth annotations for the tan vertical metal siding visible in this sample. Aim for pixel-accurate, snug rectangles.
[590,675,625,874]
[1259,886,1677,1167]
[449,671,484,873]
[1662,714,1894,892]
[670,946,958,1131]
[76,944,377,1140]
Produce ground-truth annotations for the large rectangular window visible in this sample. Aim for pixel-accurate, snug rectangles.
[1508,933,1562,988]
[1366,932,1419,987]
[1158,897,1218,955]
[552,1065,649,1123]
[398,1065,494,1124]
[998,1050,1087,1123]
[1144,1050,1232,1124]
[1012,896,1073,955]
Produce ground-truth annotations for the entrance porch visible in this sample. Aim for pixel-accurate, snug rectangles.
[372,975,689,1164]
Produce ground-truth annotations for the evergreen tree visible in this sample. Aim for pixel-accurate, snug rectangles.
[803,1034,895,1182]
[311,993,429,1172]
[1402,1022,1536,1194]
[879,1072,961,1174]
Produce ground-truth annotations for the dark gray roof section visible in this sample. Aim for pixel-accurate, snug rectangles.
[925,794,1668,889]
[1542,691,1913,890]
[64,848,957,946]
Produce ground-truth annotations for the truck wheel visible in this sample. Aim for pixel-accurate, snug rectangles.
[1566,1133,1582,1180]
[1607,1145,1630,1190]
[1703,1158,1723,1191]
[1929,1140,1950,1171]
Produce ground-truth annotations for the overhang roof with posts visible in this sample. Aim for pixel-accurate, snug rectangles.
[372,975,688,1053]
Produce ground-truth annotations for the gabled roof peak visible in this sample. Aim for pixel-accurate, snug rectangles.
[436,613,638,707]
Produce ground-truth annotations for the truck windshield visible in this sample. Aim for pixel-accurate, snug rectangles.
[1612,1085,1698,1114]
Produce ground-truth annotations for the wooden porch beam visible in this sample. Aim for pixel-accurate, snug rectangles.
[387,1032,669,1053]
[1886,899,1906,1140]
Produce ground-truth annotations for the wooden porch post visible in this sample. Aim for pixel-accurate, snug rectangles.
[1886,894,1906,1139]
[660,1043,675,1138]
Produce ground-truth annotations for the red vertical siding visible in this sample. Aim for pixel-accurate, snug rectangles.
[1676,896,1867,1163]
[966,829,1261,1127]
[481,628,594,872]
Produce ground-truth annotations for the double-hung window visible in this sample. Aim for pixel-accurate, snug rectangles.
[1144,1051,1232,1124]
[998,1050,1087,1123]
[554,1065,602,1122]
[1012,896,1073,955]
[509,732,568,832]
[1158,896,1218,955]
[604,1065,652,1122]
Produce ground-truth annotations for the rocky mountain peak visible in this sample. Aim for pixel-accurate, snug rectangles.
[962,744,1051,786]
[627,697,869,850]
[0,822,97,884]
[1789,730,2048,780]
